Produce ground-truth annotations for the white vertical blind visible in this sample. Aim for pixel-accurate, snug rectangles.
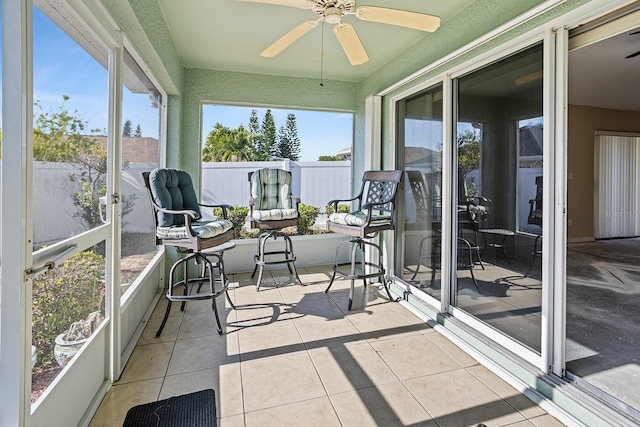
[594,131,640,239]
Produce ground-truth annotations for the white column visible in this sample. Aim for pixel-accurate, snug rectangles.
[107,42,124,381]
[364,95,381,172]
[1,1,33,426]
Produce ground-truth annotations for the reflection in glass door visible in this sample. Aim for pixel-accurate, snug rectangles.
[396,84,443,302]
[454,43,544,353]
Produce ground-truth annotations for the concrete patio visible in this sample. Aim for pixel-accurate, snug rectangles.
[89,265,564,427]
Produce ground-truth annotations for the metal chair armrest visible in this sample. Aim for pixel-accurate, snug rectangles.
[327,196,358,212]
[362,199,394,211]
[153,204,200,220]
[472,196,490,203]
[200,203,234,219]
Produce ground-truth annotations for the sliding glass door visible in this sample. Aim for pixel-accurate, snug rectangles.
[452,43,545,353]
[396,84,444,302]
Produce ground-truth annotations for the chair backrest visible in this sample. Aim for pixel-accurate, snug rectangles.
[406,171,430,222]
[144,168,201,227]
[358,170,403,214]
[528,175,543,227]
[249,169,293,210]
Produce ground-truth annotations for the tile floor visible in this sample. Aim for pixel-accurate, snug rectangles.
[89,265,566,427]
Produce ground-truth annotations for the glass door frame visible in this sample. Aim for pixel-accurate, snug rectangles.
[388,76,452,314]
[389,29,559,373]
[448,30,556,372]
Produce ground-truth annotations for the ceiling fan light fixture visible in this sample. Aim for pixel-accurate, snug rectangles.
[324,7,342,24]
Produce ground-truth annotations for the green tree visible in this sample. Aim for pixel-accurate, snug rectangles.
[277,113,300,160]
[249,109,268,160]
[122,119,132,137]
[275,125,289,159]
[248,109,260,134]
[262,109,277,159]
[202,123,256,162]
[33,99,101,162]
[134,123,142,137]
[33,97,136,232]
[457,129,480,176]
[457,129,481,198]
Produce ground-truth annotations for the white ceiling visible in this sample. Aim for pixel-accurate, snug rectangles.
[155,1,640,111]
[569,25,640,112]
[157,0,475,82]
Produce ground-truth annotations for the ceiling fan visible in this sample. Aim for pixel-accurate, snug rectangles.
[625,30,640,59]
[234,0,441,65]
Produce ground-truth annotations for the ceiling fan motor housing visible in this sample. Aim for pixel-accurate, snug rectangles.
[312,0,356,20]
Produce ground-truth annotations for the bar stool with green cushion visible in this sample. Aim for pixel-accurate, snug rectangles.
[249,168,302,290]
[142,168,236,337]
[325,170,402,310]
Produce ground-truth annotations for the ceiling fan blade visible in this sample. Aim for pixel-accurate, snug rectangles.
[261,20,318,57]
[354,6,441,32]
[333,22,369,65]
[625,50,640,59]
[234,0,314,9]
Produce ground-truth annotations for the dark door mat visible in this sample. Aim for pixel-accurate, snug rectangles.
[123,389,216,427]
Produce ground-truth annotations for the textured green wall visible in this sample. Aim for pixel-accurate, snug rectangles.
[100,0,182,95]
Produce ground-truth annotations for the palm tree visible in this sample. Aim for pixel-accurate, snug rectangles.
[202,123,256,162]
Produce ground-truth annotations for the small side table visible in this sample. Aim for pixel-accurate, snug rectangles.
[479,228,515,265]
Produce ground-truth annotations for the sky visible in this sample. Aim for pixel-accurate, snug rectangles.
[202,105,353,161]
[1,6,354,161]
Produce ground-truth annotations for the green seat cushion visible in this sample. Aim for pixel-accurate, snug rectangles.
[156,219,233,240]
[251,208,298,221]
[251,169,293,210]
[149,168,201,227]
[329,212,391,227]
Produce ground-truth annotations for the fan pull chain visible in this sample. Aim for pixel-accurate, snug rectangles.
[320,21,325,87]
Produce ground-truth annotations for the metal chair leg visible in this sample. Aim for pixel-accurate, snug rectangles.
[329,237,397,310]
[156,299,172,338]
[525,235,542,277]
[156,250,235,337]
[253,231,301,290]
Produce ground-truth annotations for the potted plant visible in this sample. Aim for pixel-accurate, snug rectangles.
[32,251,105,369]
[54,310,104,368]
